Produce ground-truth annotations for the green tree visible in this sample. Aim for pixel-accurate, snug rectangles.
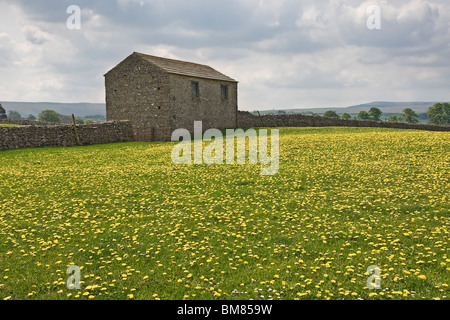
[342,113,352,120]
[27,114,37,120]
[388,115,399,122]
[8,110,22,120]
[84,119,96,124]
[418,113,428,121]
[357,111,370,120]
[0,103,6,119]
[75,118,85,124]
[403,108,419,124]
[38,110,61,123]
[323,110,340,118]
[369,107,382,121]
[427,102,450,124]
[59,115,73,124]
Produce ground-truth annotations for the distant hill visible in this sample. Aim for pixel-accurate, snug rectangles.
[1,100,443,118]
[0,101,106,118]
[274,101,440,115]
[344,101,439,114]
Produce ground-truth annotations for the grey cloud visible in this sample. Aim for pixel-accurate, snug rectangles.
[1,0,450,108]
[0,34,14,67]
[23,25,52,44]
[8,1,450,52]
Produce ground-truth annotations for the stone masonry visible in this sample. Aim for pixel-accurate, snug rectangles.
[0,121,134,151]
[105,52,238,141]
[0,119,50,126]
[237,111,450,132]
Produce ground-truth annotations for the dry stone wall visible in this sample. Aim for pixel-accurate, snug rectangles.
[3,111,447,151]
[237,111,450,132]
[0,121,134,151]
[0,119,51,126]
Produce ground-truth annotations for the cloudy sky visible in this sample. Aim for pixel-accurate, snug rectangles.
[1,0,449,110]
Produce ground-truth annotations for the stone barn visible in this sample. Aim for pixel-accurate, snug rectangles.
[105,52,238,141]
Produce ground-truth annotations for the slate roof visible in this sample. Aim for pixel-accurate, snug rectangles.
[134,52,237,83]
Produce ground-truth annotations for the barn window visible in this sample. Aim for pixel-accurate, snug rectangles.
[221,85,229,100]
[191,81,199,97]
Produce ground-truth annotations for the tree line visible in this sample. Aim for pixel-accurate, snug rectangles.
[0,105,101,124]
[2,103,449,125]
[323,103,450,125]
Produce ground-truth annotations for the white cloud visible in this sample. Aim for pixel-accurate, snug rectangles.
[22,25,53,44]
[117,0,145,8]
[0,0,449,109]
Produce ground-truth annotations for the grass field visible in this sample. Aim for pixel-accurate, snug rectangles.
[0,124,22,127]
[0,127,448,300]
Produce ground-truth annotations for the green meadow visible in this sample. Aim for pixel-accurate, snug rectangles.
[0,124,23,127]
[0,127,448,300]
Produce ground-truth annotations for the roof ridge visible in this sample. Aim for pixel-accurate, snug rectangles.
[133,52,237,83]
[134,52,213,69]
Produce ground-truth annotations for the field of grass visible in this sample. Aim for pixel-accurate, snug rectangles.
[0,127,448,300]
[0,124,22,127]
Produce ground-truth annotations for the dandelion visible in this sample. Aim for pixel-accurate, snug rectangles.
[0,127,448,300]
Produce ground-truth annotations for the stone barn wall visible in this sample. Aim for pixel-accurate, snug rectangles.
[237,111,450,132]
[169,75,238,138]
[105,54,172,142]
[105,53,239,142]
[0,121,134,151]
